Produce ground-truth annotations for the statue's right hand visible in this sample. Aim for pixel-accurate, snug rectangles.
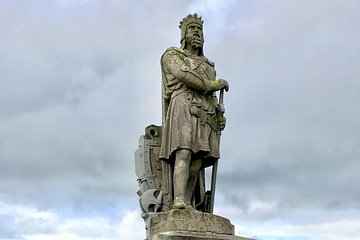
[210,79,229,92]
[218,79,229,92]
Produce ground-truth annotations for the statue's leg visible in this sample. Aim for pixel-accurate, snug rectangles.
[184,158,202,208]
[173,149,192,209]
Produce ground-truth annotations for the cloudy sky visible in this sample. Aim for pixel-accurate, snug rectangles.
[1,0,360,239]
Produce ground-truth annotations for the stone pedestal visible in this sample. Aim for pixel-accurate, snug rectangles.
[151,231,252,240]
[146,209,252,240]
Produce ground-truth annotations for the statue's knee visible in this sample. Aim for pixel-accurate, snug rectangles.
[175,160,188,171]
[175,149,192,161]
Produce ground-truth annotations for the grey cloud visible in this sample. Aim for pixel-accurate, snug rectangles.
[210,0,360,221]
[0,1,360,236]
[0,0,209,215]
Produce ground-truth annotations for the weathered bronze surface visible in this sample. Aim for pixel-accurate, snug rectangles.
[159,13,228,212]
[135,13,252,240]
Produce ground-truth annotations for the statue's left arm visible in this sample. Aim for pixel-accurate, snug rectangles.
[162,51,228,93]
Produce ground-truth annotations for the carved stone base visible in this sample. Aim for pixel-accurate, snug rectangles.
[150,231,252,240]
[146,209,252,240]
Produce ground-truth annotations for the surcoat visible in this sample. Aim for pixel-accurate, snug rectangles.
[159,47,220,167]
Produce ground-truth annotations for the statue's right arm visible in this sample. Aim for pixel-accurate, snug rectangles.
[162,51,208,92]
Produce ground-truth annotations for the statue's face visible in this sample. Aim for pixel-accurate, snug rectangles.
[185,23,204,49]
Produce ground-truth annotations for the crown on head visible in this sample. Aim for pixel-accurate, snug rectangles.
[179,13,203,29]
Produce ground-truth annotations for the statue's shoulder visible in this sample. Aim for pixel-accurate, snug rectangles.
[162,47,189,58]
[203,57,215,67]
[163,48,215,67]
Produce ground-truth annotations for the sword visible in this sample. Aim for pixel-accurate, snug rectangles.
[209,89,225,213]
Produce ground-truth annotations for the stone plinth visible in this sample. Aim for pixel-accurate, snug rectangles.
[151,231,252,240]
[146,209,252,240]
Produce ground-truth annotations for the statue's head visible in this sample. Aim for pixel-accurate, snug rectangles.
[179,14,204,54]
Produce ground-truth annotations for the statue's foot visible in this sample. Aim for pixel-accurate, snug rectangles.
[186,202,196,211]
[172,197,186,209]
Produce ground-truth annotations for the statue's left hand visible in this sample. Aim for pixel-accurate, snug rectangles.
[218,116,226,131]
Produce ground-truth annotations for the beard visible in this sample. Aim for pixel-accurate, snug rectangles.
[186,34,204,49]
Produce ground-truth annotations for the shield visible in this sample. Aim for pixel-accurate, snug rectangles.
[135,125,163,213]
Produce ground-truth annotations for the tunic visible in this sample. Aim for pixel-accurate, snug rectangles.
[159,47,220,167]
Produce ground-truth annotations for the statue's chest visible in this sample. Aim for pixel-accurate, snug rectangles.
[184,57,216,82]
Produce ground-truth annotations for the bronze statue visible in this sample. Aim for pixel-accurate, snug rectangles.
[159,14,229,210]
[135,14,255,240]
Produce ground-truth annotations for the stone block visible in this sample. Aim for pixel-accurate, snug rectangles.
[151,231,253,240]
[147,209,234,238]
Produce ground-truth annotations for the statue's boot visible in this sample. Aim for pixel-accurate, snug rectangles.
[186,202,197,211]
[173,197,186,209]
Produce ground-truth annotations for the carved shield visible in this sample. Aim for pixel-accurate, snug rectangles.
[135,125,167,213]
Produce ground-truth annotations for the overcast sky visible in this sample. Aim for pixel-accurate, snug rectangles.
[1,0,360,239]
